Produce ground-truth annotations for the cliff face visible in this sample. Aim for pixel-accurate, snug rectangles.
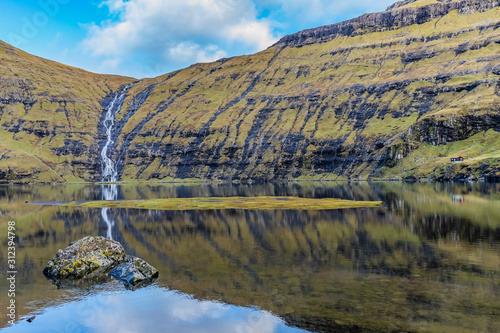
[1,0,500,183]
[0,40,135,182]
[278,0,500,47]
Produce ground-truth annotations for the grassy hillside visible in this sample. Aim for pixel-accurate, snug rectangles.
[1,0,500,182]
[110,0,500,182]
[0,40,135,183]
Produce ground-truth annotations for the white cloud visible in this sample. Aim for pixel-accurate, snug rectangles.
[6,288,296,333]
[79,0,397,77]
[99,57,121,71]
[229,21,276,50]
[168,43,228,64]
[82,0,278,77]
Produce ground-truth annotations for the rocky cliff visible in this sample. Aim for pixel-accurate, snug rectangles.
[0,41,134,182]
[278,0,500,47]
[1,0,500,183]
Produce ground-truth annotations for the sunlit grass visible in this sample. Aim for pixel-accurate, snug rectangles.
[63,196,383,211]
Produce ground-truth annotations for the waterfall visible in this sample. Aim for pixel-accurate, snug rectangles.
[99,83,134,240]
[101,84,134,182]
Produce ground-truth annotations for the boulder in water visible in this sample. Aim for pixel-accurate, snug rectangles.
[108,255,159,289]
[43,236,125,280]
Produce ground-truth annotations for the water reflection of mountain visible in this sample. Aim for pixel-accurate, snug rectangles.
[1,182,500,332]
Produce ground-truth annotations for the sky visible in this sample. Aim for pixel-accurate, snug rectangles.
[0,0,395,79]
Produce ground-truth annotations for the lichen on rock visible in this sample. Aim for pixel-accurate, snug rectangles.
[43,236,125,280]
[43,236,158,290]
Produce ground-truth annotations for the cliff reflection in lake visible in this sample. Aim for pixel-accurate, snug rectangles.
[0,182,500,332]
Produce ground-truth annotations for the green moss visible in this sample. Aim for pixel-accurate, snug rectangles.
[398,0,439,9]
[363,113,419,137]
[64,196,383,211]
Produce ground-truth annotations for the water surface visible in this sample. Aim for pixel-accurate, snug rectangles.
[1,182,499,332]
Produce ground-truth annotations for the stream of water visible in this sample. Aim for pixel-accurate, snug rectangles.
[99,85,134,240]
[100,84,133,183]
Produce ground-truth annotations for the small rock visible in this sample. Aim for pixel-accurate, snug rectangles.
[43,236,125,281]
[27,316,36,323]
[108,255,159,289]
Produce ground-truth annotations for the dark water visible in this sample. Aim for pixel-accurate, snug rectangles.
[1,182,500,333]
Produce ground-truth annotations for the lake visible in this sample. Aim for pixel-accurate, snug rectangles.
[0,182,499,332]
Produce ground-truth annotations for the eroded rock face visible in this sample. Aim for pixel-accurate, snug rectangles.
[2,1,500,183]
[276,0,500,47]
[43,236,125,280]
[108,255,159,289]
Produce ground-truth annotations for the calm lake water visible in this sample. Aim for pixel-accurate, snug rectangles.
[0,182,499,333]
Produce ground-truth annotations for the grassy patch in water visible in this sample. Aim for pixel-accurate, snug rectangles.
[64,196,383,211]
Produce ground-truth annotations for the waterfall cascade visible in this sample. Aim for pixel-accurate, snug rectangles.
[99,84,134,240]
[101,84,134,182]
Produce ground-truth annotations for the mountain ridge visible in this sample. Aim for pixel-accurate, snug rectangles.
[276,0,500,47]
[1,0,500,183]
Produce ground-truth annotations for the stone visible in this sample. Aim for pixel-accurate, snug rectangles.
[108,255,159,289]
[43,236,125,281]
[43,236,159,290]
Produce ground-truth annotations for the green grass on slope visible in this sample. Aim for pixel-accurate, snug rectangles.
[115,5,500,182]
[0,40,135,182]
[382,129,500,179]
[3,2,500,183]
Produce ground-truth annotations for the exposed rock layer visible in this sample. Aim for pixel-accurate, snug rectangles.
[1,0,500,182]
[277,0,500,47]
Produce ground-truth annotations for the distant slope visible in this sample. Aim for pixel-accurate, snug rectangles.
[1,0,500,183]
[0,40,135,182]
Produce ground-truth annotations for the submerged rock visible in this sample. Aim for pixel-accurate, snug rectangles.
[47,270,115,290]
[108,255,159,289]
[43,236,125,280]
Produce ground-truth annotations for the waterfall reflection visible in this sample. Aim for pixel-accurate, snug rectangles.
[101,184,118,240]
[2,182,500,331]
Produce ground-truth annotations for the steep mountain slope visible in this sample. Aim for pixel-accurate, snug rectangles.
[2,0,500,183]
[0,41,135,182]
[110,0,500,182]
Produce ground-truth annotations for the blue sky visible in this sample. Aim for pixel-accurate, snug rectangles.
[0,0,395,78]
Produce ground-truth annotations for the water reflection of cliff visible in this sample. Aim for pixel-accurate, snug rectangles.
[1,182,500,332]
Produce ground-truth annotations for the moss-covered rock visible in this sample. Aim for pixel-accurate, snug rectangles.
[43,236,125,280]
